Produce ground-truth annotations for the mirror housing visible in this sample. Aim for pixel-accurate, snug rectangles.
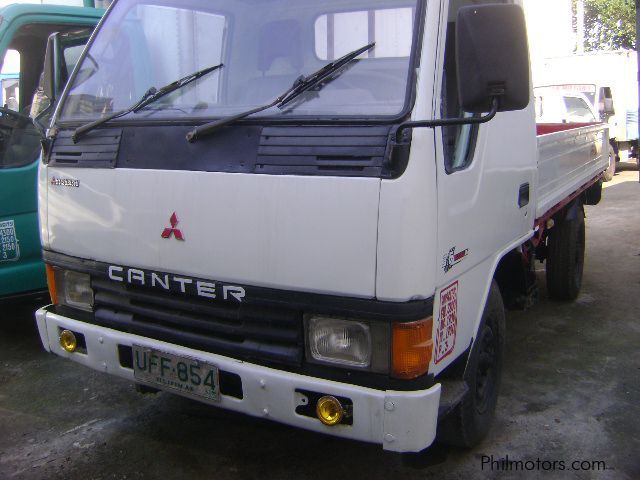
[34,32,66,137]
[456,4,530,113]
[601,98,615,116]
[598,87,615,117]
[42,32,64,107]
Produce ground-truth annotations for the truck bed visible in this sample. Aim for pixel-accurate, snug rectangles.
[536,122,609,218]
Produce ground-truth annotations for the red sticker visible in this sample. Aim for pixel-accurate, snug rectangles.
[435,281,458,364]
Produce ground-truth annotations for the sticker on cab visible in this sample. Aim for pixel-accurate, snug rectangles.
[435,281,458,364]
[0,220,20,262]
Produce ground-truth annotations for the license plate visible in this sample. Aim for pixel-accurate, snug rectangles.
[132,345,220,402]
[0,220,20,262]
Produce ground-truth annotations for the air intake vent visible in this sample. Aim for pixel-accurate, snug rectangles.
[49,128,122,168]
[256,126,391,177]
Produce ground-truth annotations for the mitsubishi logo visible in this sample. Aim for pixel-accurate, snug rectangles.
[161,212,185,240]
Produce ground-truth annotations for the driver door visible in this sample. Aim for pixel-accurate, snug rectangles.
[0,29,93,297]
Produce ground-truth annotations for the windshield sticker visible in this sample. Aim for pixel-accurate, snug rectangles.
[435,281,458,364]
[0,220,20,262]
[442,246,469,273]
[51,177,80,188]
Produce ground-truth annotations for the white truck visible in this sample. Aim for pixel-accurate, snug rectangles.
[34,0,609,453]
[534,50,638,164]
[534,90,615,181]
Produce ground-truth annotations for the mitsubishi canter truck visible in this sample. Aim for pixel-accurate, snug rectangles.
[34,0,609,452]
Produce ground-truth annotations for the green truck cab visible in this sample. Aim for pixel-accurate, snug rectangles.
[0,3,101,301]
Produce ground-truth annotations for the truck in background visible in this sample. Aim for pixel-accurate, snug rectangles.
[533,89,615,181]
[534,91,598,124]
[534,50,638,166]
[0,4,101,303]
[34,0,609,453]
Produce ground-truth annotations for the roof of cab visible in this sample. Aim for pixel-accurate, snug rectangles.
[0,3,103,24]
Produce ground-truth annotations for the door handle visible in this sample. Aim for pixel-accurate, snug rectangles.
[518,183,530,208]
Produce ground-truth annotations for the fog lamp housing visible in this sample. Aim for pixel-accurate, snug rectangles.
[316,396,344,426]
[59,329,77,352]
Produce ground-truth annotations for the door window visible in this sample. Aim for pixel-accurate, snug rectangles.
[1,50,20,112]
[441,25,478,173]
[0,49,40,169]
[563,97,596,122]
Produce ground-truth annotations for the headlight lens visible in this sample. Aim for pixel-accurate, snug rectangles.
[307,316,372,367]
[54,269,94,312]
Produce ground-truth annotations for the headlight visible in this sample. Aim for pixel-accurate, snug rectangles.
[305,315,389,372]
[53,268,94,312]
[308,316,371,367]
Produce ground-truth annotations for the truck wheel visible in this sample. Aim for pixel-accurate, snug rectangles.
[603,146,616,182]
[437,281,505,448]
[546,206,585,301]
[584,179,602,206]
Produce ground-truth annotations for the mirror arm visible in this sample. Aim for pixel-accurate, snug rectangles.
[394,97,499,141]
[32,108,50,138]
[32,104,57,161]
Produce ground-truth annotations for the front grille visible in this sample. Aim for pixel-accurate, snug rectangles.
[91,278,303,366]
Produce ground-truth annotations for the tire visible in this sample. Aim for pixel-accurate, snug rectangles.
[603,146,616,182]
[437,281,506,448]
[584,179,602,206]
[546,205,585,301]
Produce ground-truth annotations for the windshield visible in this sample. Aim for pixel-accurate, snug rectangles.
[59,0,420,122]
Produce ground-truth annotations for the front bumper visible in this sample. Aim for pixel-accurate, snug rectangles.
[36,306,441,452]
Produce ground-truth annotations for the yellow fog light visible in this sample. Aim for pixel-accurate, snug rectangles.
[59,330,77,353]
[316,396,344,426]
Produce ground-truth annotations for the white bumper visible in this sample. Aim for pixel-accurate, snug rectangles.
[36,307,441,452]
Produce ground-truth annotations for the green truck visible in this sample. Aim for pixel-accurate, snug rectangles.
[0,3,101,302]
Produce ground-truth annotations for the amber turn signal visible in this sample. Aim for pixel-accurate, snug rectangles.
[45,264,58,305]
[392,317,434,379]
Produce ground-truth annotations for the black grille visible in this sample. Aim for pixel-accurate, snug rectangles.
[91,278,303,366]
[49,128,121,168]
[256,125,391,176]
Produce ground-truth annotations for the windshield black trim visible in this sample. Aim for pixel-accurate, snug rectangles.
[55,0,426,128]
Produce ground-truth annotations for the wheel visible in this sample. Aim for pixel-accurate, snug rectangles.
[584,179,602,206]
[603,146,616,182]
[546,205,585,301]
[437,281,506,448]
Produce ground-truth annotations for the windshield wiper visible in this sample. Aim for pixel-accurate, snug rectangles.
[72,63,223,143]
[186,42,375,143]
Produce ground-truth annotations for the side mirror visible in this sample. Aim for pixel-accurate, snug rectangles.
[456,4,530,113]
[42,32,65,105]
[601,98,615,116]
[33,32,64,136]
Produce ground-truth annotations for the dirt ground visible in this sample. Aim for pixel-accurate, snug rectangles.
[1,167,639,480]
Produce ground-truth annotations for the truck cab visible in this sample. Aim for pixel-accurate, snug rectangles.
[0,4,101,301]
